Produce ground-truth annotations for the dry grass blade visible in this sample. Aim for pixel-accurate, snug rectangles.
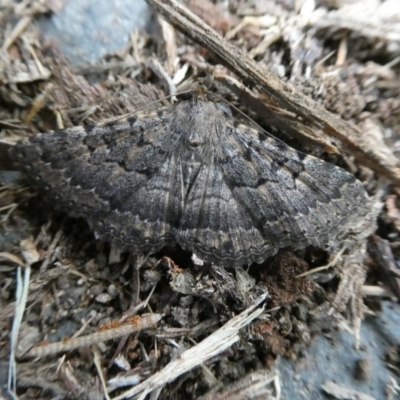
[198,370,280,400]
[7,265,31,397]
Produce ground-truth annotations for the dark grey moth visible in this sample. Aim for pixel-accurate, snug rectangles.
[9,92,367,267]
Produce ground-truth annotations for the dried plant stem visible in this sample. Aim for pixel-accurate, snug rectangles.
[22,313,162,359]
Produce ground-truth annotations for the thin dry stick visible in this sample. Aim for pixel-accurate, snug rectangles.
[296,245,347,278]
[40,225,64,272]
[112,292,268,400]
[22,313,162,359]
[2,16,32,51]
[8,264,32,396]
[146,0,400,185]
[369,235,400,301]
[215,74,338,154]
[93,346,111,400]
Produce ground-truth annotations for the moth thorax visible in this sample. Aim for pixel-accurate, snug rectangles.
[186,130,204,148]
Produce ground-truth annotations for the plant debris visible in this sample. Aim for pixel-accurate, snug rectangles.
[1,0,400,399]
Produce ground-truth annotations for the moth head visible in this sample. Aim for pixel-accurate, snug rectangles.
[173,98,225,153]
[186,130,204,149]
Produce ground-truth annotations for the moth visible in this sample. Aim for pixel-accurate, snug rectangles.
[9,91,367,267]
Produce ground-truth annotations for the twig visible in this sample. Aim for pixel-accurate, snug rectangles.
[93,346,111,400]
[40,224,64,273]
[2,16,32,51]
[369,235,400,302]
[0,252,25,267]
[215,74,338,154]
[22,313,162,359]
[198,370,280,400]
[362,285,392,297]
[296,245,347,278]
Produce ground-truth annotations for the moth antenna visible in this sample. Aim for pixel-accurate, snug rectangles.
[210,92,298,152]
[98,89,194,126]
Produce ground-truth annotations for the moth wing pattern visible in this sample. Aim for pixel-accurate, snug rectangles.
[178,162,273,266]
[9,96,368,267]
[177,120,367,266]
[219,123,367,255]
[9,108,185,255]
